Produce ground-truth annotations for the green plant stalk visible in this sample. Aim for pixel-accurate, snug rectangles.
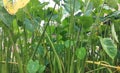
[67,0,76,72]
[66,46,70,73]
[69,0,75,34]
[0,29,2,73]
[88,0,105,71]
[90,0,105,36]
[53,57,56,73]
[17,26,24,60]
[2,37,8,73]
[84,0,90,13]
[23,23,28,53]
[75,29,81,73]
[31,3,57,59]
[75,24,84,73]
[18,22,28,73]
[77,60,80,73]
[96,0,105,24]
[2,63,8,73]
[7,28,23,73]
[77,59,84,73]
[46,32,63,73]
[45,50,53,73]
[70,55,74,73]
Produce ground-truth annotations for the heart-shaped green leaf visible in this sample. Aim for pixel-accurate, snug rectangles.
[38,65,46,73]
[27,59,39,73]
[75,47,86,60]
[100,37,117,59]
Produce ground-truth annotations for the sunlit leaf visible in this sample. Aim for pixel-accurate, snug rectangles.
[3,0,30,15]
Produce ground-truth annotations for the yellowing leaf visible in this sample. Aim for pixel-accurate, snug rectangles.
[3,0,30,15]
[16,0,30,9]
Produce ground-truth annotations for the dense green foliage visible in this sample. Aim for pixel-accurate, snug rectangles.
[0,0,120,73]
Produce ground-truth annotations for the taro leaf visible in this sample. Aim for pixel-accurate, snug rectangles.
[55,44,64,54]
[27,0,48,19]
[65,40,74,48]
[38,65,46,73]
[63,0,81,13]
[79,16,93,30]
[111,24,119,43]
[99,37,117,59]
[24,18,34,32]
[27,59,39,73]
[32,18,39,29]
[46,7,58,20]
[84,2,93,16]
[37,46,44,56]
[75,47,86,60]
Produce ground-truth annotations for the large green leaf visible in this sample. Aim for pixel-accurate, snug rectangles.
[63,0,81,13]
[100,37,117,59]
[84,1,93,16]
[23,18,34,32]
[75,47,86,60]
[27,0,48,19]
[78,16,93,30]
[27,59,40,73]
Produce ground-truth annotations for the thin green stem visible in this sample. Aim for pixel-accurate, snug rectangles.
[31,3,57,59]
[46,32,63,73]
[6,27,23,73]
